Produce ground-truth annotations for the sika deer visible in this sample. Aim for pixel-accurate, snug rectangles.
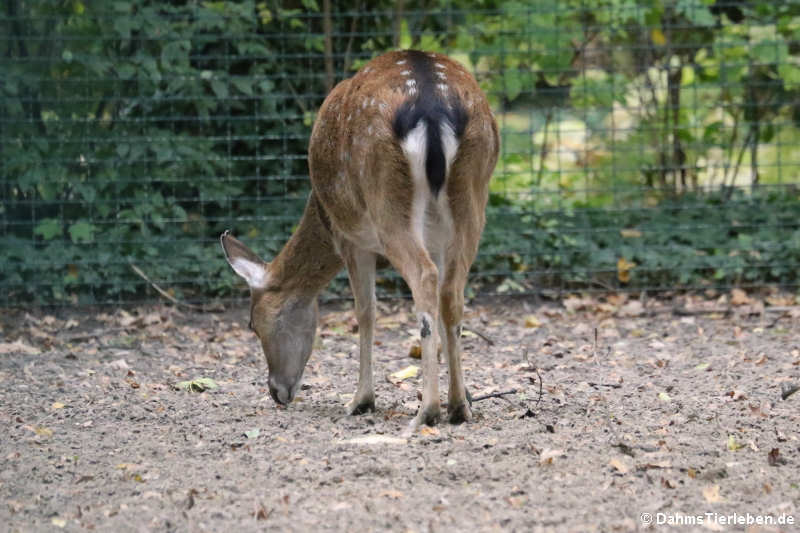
[221,50,498,432]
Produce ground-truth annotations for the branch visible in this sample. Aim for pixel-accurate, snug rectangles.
[462,324,495,346]
[471,389,518,403]
[129,263,207,311]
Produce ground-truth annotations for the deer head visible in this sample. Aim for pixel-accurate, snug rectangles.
[220,230,321,405]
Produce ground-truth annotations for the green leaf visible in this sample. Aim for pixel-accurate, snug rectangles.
[677,0,715,26]
[210,79,229,99]
[231,77,254,96]
[244,428,261,439]
[68,221,96,243]
[34,219,62,240]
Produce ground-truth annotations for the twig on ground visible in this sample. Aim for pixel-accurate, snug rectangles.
[588,382,622,389]
[521,347,544,410]
[130,264,218,312]
[462,325,495,346]
[470,389,518,403]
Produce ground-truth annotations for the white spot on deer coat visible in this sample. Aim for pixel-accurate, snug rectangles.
[400,70,411,76]
[436,71,447,80]
[396,59,407,65]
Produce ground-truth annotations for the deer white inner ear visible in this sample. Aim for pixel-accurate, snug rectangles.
[231,258,269,289]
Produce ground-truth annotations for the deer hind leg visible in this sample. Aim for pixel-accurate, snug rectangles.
[440,263,472,424]
[382,237,442,434]
[340,243,377,415]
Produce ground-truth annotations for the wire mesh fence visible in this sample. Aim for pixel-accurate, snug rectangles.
[3,1,800,307]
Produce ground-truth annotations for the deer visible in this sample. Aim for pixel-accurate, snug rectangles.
[220,49,499,434]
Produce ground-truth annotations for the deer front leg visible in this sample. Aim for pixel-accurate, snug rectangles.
[341,244,377,415]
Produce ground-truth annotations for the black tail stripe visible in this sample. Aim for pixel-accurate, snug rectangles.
[391,51,468,196]
[425,117,446,195]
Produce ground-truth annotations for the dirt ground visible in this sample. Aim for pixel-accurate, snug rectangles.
[1,292,799,532]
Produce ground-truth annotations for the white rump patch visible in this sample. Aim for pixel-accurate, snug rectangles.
[231,258,268,289]
[400,121,428,243]
[440,122,459,176]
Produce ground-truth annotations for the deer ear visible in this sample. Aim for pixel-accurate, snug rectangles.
[220,230,270,289]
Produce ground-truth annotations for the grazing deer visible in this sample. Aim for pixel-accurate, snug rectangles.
[221,50,498,432]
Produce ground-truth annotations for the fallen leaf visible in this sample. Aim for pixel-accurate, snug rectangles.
[51,517,67,528]
[408,345,421,359]
[0,340,40,355]
[107,359,130,371]
[388,365,419,384]
[419,426,440,437]
[539,448,563,465]
[563,296,592,313]
[244,429,261,439]
[174,377,219,392]
[618,300,644,317]
[730,288,751,306]
[524,315,541,328]
[702,484,723,503]
[51,402,65,410]
[609,457,629,474]
[727,435,744,451]
[767,448,785,467]
[658,392,671,402]
[33,426,53,438]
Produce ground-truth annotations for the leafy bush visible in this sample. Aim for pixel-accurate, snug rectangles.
[2,1,800,305]
[479,189,800,292]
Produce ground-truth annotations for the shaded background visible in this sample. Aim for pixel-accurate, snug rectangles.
[2,0,800,306]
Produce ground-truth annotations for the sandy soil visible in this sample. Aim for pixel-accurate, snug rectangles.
[1,294,798,532]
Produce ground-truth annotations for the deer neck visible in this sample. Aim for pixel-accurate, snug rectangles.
[268,192,343,299]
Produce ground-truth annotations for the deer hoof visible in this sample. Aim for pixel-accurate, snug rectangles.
[345,394,375,415]
[447,402,472,425]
